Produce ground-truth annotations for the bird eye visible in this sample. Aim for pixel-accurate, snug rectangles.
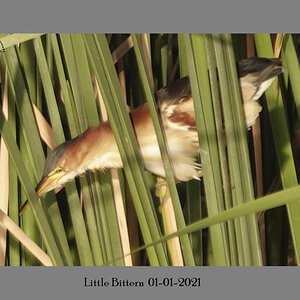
[56,167,63,173]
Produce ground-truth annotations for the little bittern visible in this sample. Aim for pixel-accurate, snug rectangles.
[36,57,284,197]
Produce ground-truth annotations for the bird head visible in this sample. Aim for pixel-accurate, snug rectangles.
[35,140,80,197]
[35,125,122,197]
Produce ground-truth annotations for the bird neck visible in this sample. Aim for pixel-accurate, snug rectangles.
[79,123,123,172]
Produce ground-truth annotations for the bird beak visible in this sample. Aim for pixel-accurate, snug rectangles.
[20,173,64,215]
[35,173,64,197]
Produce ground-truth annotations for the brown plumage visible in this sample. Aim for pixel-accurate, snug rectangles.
[35,57,285,197]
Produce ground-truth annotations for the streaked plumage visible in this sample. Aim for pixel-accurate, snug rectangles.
[35,57,284,197]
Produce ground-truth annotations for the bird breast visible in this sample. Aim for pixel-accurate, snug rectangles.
[131,104,200,181]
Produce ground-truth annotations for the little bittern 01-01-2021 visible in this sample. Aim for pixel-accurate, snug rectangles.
[34,57,284,199]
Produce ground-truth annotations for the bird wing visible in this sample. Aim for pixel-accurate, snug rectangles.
[157,57,284,131]
[238,57,284,102]
[237,57,282,82]
[156,77,196,131]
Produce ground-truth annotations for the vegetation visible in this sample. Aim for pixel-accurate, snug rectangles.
[0,33,299,266]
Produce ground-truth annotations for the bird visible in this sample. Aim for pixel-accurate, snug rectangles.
[35,57,285,198]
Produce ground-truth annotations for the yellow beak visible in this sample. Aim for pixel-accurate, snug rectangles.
[35,172,64,197]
